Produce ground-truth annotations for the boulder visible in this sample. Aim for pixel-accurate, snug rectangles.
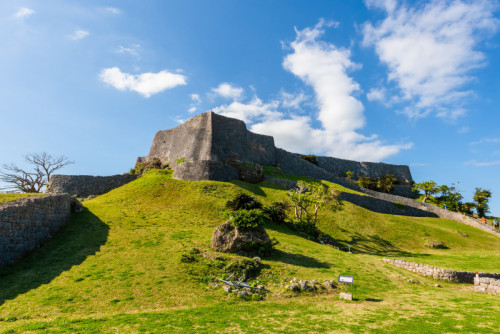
[211,220,271,253]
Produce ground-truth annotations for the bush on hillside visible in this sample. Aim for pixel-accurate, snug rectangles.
[226,193,263,211]
[230,209,266,230]
[263,201,289,224]
[131,158,169,175]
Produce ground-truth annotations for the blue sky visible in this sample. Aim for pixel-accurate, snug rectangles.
[1,0,499,216]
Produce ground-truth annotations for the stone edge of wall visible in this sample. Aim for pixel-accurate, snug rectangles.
[383,258,500,295]
[474,276,500,295]
[0,194,80,269]
[48,174,137,198]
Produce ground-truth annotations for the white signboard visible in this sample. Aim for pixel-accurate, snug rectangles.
[338,275,354,284]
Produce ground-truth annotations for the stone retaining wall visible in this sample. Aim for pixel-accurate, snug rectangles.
[47,174,136,197]
[383,258,500,284]
[474,277,500,295]
[0,194,79,268]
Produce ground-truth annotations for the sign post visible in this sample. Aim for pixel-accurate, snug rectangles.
[338,275,354,300]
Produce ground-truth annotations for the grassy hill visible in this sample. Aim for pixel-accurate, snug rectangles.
[0,169,499,333]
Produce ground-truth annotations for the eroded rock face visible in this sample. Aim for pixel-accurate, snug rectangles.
[211,220,271,253]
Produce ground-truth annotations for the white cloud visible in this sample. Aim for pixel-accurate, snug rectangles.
[464,160,500,167]
[363,0,499,119]
[14,7,35,18]
[212,83,244,99]
[280,91,308,109]
[117,45,140,58]
[470,137,500,146]
[191,94,201,102]
[212,20,411,161]
[366,87,386,102]
[99,67,187,98]
[69,29,90,40]
[105,7,121,14]
[212,96,282,124]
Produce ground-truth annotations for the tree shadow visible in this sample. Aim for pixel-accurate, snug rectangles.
[267,249,330,269]
[0,207,109,306]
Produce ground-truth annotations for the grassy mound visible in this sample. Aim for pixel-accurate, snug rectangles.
[0,169,499,333]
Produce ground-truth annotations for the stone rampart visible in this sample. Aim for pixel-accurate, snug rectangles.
[363,190,500,237]
[0,194,79,269]
[316,156,413,184]
[173,160,238,182]
[48,174,136,197]
[474,277,500,295]
[383,258,500,284]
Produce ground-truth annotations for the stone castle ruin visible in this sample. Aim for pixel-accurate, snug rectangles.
[137,111,414,193]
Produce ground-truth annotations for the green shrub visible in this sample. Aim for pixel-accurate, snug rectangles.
[230,209,266,230]
[226,193,263,211]
[345,171,354,180]
[263,201,289,224]
[176,157,186,165]
[358,177,375,189]
[377,174,398,193]
[224,258,262,280]
[300,155,318,165]
[133,158,169,175]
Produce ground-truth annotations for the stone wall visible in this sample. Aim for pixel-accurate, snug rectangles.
[316,156,413,184]
[0,194,79,269]
[138,112,415,196]
[363,190,500,237]
[383,258,500,284]
[474,276,500,295]
[173,160,238,182]
[47,174,136,197]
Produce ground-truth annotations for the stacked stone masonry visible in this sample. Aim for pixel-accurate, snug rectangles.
[474,277,500,295]
[383,258,500,284]
[0,194,78,269]
[48,174,136,198]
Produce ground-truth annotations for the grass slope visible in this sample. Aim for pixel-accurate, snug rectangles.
[0,169,499,333]
[0,193,46,204]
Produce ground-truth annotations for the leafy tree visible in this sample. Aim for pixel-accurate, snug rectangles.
[473,188,492,218]
[288,181,340,224]
[459,202,476,215]
[412,180,439,203]
[308,183,340,224]
[0,152,73,193]
[287,181,312,221]
[345,171,354,180]
[438,184,463,211]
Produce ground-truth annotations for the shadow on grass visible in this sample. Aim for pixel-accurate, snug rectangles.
[268,250,330,269]
[0,207,109,306]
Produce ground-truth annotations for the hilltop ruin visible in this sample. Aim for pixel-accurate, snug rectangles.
[137,111,414,195]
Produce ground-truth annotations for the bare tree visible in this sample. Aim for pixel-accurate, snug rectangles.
[0,153,73,193]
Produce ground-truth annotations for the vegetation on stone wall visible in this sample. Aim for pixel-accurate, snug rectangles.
[357,174,399,193]
[299,155,318,165]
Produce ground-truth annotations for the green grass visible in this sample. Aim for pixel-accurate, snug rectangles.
[0,193,46,203]
[0,169,499,333]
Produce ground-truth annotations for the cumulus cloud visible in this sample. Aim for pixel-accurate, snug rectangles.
[14,7,35,18]
[69,29,90,40]
[212,96,282,124]
[212,83,244,99]
[212,20,410,161]
[280,90,308,109]
[99,67,187,98]
[363,0,499,119]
